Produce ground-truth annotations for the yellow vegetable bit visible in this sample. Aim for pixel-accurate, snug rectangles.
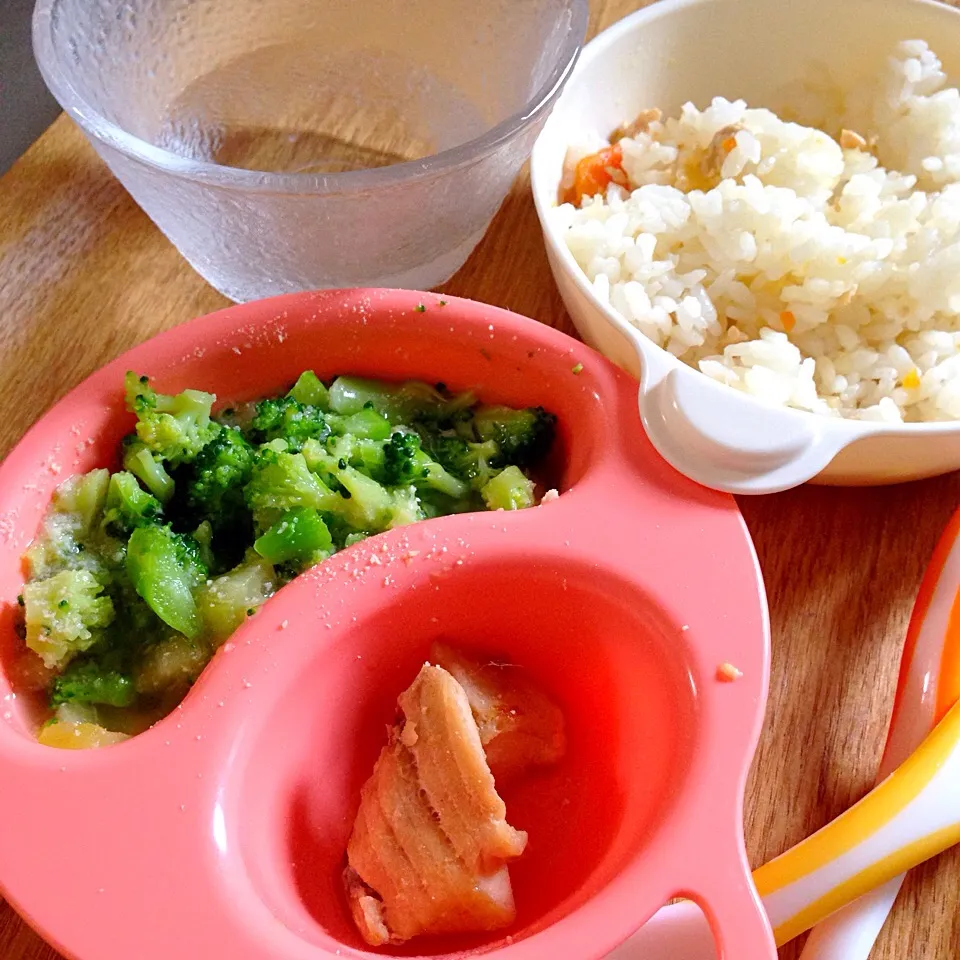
[779,310,796,333]
[38,721,129,750]
[902,368,921,390]
[717,662,743,683]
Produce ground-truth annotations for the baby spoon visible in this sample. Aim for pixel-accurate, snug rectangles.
[799,505,960,959]
[608,505,960,959]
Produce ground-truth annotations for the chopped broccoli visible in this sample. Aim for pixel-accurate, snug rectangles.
[245,447,342,530]
[21,371,558,744]
[472,406,557,467]
[123,439,175,502]
[124,372,156,415]
[245,395,331,450]
[101,471,162,537]
[382,431,468,498]
[197,552,275,643]
[52,470,111,537]
[126,525,207,639]
[302,442,423,530]
[327,376,457,422]
[125,374,218,466]
[481,465,536,511]
[50,656,135,708]
[181,426,254,557]
[429,436,501,490]
[326,406,393,441]
[23,569,115,669]
[288,370,329,408]
[253,507,333,567]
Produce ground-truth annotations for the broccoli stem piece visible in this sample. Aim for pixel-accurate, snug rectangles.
[126,525,206,639]
[327,407,393,441]
[101,471,162,537]
[253,508,334,566]
[197,553,276,644]
[480,465,536,511]
[51,469,111,537]
[123,441,175,502]
[288,370,329,408]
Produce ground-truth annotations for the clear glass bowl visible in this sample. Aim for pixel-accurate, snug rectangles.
[33,0,588,302]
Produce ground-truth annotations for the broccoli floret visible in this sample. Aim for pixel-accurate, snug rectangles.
[287,370,329,408]
[253,507,334,567]
[181,426,254,550]
[123,439,175,502]
[481,465,537,511]
[124,372,156,415]
[245,395,331,451]
[428,436,501,490]
[471,406,557,467]
[101,471,162,537]
[382,431,468,498]
[302,441,423,531]
[126,524,207,639]
[50,656,135,708]
[244,446,341,531]
[23,569,115,669]
[125,373,218,466]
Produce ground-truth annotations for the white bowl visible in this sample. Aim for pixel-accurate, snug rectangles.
[531,0,960,494]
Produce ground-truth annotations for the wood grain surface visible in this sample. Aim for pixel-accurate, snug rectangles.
[2,0,960,957]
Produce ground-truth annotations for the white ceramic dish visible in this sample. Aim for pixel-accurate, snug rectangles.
[531,0,960,494]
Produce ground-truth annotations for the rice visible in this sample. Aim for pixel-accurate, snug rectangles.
[552,40,960,422]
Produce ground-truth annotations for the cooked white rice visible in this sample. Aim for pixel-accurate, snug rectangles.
[553,40,960,422]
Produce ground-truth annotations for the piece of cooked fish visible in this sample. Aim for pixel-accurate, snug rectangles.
[344,652,564,947]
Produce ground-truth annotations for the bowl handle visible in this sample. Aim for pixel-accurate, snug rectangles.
[633,339,851,495]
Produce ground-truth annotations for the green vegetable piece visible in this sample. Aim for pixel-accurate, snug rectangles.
[197,553,276,644]
[123,441,175,502]
[245,448,341,529]
[245,396,330,450]
[126,525,207,639]
[254,508,333,565]
[23,569,115,669]
[101,471,162,537]
[51,658,136,708]
[382,431,468,498]
[472,405,557,467]
[427,436,500,490]
[124,371,157,415]
[52,469,111,537]
[480,465,536,511]
[288,370,329,408]
[127,376,219,466]
[183,426,254,539]
[328,407,393,441]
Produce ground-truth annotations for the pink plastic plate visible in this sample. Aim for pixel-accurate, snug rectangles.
[0,290,773,960]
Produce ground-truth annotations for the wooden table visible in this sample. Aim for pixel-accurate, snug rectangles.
[2,1,959,957]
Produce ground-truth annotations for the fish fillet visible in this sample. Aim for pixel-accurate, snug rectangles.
[431,643,566,785]
[344,647,562,946]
